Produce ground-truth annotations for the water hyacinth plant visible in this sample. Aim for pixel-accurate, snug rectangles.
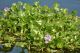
[0,1,80,53]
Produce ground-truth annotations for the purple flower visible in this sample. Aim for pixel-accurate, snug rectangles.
[44,34,51,44]
[4,7,10,12]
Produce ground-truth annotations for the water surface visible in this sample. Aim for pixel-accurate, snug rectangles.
[0,0,80,16]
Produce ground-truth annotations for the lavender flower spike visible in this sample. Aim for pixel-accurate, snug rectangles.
[44,34,51,44]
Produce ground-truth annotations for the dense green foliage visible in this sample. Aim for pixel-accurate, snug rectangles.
[0,2,80,52]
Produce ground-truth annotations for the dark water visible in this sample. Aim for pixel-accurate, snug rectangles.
[0,45,28,53]
[0,0,80,53]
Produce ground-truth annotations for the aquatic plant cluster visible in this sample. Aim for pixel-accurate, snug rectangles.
[0,2,80,52]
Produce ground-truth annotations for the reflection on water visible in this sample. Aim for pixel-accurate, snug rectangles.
[0,45,28,53]
[9,46,22,53]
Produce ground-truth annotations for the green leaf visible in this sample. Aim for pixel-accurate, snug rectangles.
[0,30,3,37]
[4,43,12,47]
[15,42,27,47]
